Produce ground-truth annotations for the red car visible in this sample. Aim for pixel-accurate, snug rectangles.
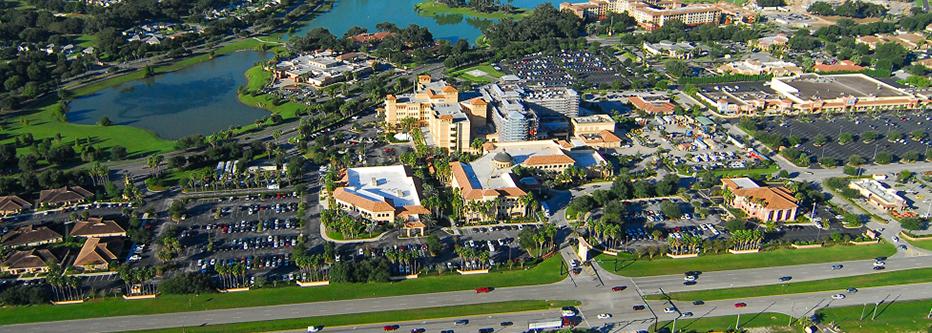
[475,287,492,293]
[734,302,747,308]
[383,325,399,331]
[611,286,627,292]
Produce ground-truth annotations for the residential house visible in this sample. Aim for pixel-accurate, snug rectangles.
[1,249,65,275]
[1,225,63,248]
[722,177,798,222]
[37,186,93,208]
[0,195,32,216]
[73,237,122,271]
[70,217,127,238]
[813,60,864,73]
[628,95,677,114]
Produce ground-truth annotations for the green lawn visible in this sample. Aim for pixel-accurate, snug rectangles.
[414,0,528,20]
[0,255,565,325]
[596,243,896,277]
[817,298,932,333]
[236,65,303,121]
[449,63,504,83]
[650,267,932,301]
[0,99,176,159]
[906,237,932,251]
[75,34,97,48]
[128,300,578,333]
[654,312,792,333]
[1,37,285,159]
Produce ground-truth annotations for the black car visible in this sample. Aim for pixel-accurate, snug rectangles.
[779,276,792,282]
[479,328,494,333]
[692,300,704,305]
[683,280,697,286]
[873,266,886,270]
[500,322,513,327]
[633,304,646,311]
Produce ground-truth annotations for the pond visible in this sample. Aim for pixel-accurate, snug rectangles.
[68,51,270,139]
[293,0,564,42]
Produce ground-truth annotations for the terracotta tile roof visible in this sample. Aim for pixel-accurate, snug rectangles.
[498,187,527,197]
[386,94,396,100]
[813,60,864,73]
[349,31,394,43]
[733,186,798,210]
[599,130,621,143]
[442,85,458,93]
[38,186,92,205]
[628,96,675,114]
[524,154,575,166]
[332,187,395,212]
[2,249,61,271]
[0,195,31,213]
[73,237,121,268]
[71,217,126,238]
[403,221,426,229]
[1,225,62,248]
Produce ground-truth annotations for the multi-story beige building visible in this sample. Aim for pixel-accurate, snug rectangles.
[570,114,621,148]
[848,179,907,212]
[383,75,487,153]
[722,178,798,222]
[562,0,721,29]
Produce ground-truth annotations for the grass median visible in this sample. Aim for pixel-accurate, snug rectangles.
[127,300,579,333]
[648,267,932,301]
[817,298,931,333]
[0,255,565,325]
[654,312,791,333]
[596,242,896,277]
[906,237,932,252]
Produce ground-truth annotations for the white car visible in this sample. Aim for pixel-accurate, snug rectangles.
[307,326,321,332]
[597,313,612,319]
[873,261,885,267]
[684,275,697,282]
[663,307,676,313]
[832,294,846,300]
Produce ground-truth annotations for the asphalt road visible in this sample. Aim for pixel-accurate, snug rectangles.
[630,255,932,294]
[5,248,931,333]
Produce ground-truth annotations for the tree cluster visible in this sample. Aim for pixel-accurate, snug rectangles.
[807,1,887,18]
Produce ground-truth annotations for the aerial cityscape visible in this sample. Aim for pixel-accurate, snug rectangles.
[0,0,930,332]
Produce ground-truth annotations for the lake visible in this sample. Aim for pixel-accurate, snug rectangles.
[68,51,270,139]
[293,0,564,42]
[69,0,565,138]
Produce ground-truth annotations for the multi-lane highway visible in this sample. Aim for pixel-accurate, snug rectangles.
[4,248,930,333]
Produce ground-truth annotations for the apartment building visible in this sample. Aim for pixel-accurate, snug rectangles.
[561,0,721,29]
[383,75,487,153]
[722,177,798,222]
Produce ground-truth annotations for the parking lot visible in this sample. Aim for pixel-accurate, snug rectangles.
[499,50,628,87]
[758,111,931,163]
[175,194,305,277]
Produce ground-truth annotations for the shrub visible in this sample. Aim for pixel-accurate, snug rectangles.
[159,273,215,294]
